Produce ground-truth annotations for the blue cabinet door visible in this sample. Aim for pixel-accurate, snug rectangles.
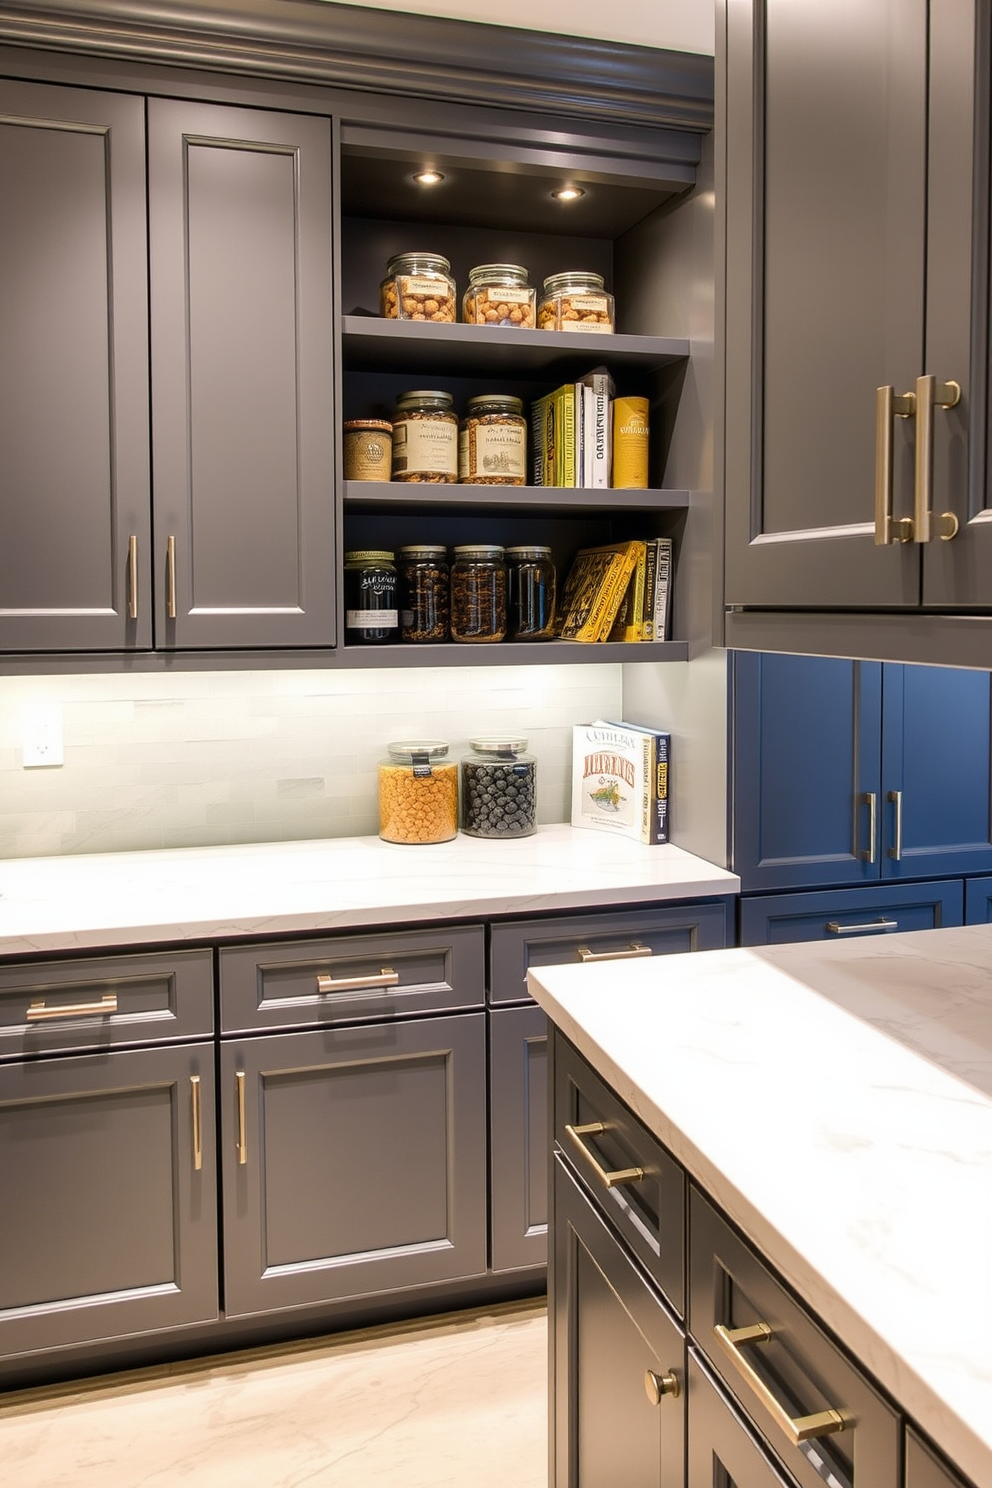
[738,880,964,947]
[964,876,992,923]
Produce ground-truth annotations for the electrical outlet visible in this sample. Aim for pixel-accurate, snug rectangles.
[22,703,64,768]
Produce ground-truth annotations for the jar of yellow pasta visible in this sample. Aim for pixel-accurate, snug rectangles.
[378,741,458,844]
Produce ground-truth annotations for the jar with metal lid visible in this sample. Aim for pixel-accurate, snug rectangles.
[398,545,449,643]
[450,545,507,643]
[462,263,536,328]
[343,550,398,644]
[506,545,556,639]
[391,390,459,483]
[378,740,458,844]
[342,419,393,481]
[460,738,537,839]
[537,270,615,332]
[380,252,456,322]
[458,394,527,486]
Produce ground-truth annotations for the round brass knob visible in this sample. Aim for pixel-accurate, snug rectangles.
[644,1368,680,1405]
[939,511,960,541]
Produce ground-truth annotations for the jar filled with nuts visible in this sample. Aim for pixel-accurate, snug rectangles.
[461,738,536,839]
[450,544,507,643]
[458,394,527,485]
[462,263,536,328]
[397,545,449,643]
[537,270,615,332]
[379,251,456,322]
[391,390,459,483]
[378,740,458,844]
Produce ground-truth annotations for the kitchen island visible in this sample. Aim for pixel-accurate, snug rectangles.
[529,924,992,1488]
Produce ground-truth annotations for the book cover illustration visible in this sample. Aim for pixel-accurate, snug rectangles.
[556,541,641,642]
[570,720,670,842]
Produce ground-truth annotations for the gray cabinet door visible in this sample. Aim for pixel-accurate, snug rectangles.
[220,1013,487,1318]
[148,99,335,649]
[722,0,928,608]
[0,1043,218,1360]
[0,79,152,651]
[489,1004,547,1273]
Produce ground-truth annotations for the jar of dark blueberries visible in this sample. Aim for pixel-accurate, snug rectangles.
[460,737,536,838]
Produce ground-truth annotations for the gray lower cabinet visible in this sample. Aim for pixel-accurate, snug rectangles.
[687,1352,798,1487]
[0,1041,218,1359]
[489,1004,548,1273]
[906,1430,972,1488]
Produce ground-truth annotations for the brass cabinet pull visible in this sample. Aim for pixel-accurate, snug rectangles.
[564,1121,645,1189]
[127,535,138,619]
[26,993,118,1021]
[887,788,903,860]
[860,791,877,863]
[236,1070,247,1165]
[714,1323,846,1446]
[644,1368,680,1405]
[874,385,915,544]
[166,535,177,619]
[913,375,960,544]
[827,918,898,935]
[190,1074,202,1172]
[315,967,399,994]
[577,942,652,963]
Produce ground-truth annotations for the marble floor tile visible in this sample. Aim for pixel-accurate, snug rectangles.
[0,1301,548,1488]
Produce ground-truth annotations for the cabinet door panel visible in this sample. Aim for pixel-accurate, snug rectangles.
[148,99,334,648]
[490,1004,547,1273]
[687,1352,799,1488]
[0,80,151,651]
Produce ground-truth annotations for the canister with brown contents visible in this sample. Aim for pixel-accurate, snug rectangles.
[378,741,458,843]
[379,252,456,323]
[537,270,615,332]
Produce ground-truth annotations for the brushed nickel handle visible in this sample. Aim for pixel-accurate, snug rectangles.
[714,1324,847,1446]
[860,791,877,863]
[26,993,118,1021]
[166,535,177,619]
[127,535,138,619]
[316,968,399,995]
[826,918,899,935]
[887,788,903,860]
[564,1121,645,1189]
[644,1368,680,1405]
[236,1070,247,1165]
[577,942,652,963]
[874,385,915,544]
[190,1074,202,1172]
[913,375,960,544]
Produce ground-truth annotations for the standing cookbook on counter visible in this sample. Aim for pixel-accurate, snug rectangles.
[570,720,670,844]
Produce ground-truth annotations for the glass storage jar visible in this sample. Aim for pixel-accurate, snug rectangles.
[458,394,527,485]
[343,550,398,644]
[391,389,459,483]
[342,419,393,481]
[378,740,458,844]
[506,545,556,639]
[397,544,449,642]
[450,545,507,643]
[460,738,537,839]
[461,263,536,327]
[537,270,615,332]
[379,251,456,322]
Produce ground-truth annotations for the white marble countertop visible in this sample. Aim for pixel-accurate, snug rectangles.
[0,826,739,956]
[528,923,992,1488]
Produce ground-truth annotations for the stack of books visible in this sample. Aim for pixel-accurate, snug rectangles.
[531,367,614,488]
[570,719,670,843]
[555,537,673,643]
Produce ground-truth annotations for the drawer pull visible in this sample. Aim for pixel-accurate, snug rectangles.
[577,943,652,963]
[644,1368,680,1405]
[26,993,118,1022]
[887,789,903,860]
[236,1070,247,1166]
[564,1121,645,1189]
[826,918,898,936]
[316,967,399,995]
[714,1323,847,1445]
[190,1075,202,1172]
[860,791,877,863]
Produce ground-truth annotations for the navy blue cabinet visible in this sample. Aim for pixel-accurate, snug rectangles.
[733,652,992,892]
[739,880,964,948]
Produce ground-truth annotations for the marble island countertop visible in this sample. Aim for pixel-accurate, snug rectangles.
[528,923,992,1488]
[0,826,739,956]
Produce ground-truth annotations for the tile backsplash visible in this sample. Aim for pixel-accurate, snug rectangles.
[0,665,622,859]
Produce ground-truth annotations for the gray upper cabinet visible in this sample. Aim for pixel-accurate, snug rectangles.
[0,80,152,651]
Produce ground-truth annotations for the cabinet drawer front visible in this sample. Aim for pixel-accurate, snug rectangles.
[689,1188,899,1488]
[905,1429,975,1488]
[492,901,729,1006]
[0,949,213,1060]
[219,924,484,1032]
[554,1031,684,1314]
[738,880,964,946]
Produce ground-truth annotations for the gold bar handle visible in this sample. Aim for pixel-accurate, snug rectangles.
[644,1369,680,1405]
[236,1070,247,1165]
[874,385,915,544]
[577,942,652,963]
[860,791,877,863]
[190,1074,202,1172]
[26,993,118,1022]
[316,968,399,994]
[564,1121,645,1189]
[166,535,177,619]
[914,375,960,544]
[714,1324,847,1446]
[827,918,898,935]
[887,789,903,860]
[127,535,138,619]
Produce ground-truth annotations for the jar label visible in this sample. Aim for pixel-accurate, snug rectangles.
[569,295,609,313]
[459,424,526,481]
[347,608,398,627]
[479,287,530,304]
[400,275,453,300]
[393,420,458,475]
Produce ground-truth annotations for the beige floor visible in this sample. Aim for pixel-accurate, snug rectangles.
[0,1301,548,1488]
